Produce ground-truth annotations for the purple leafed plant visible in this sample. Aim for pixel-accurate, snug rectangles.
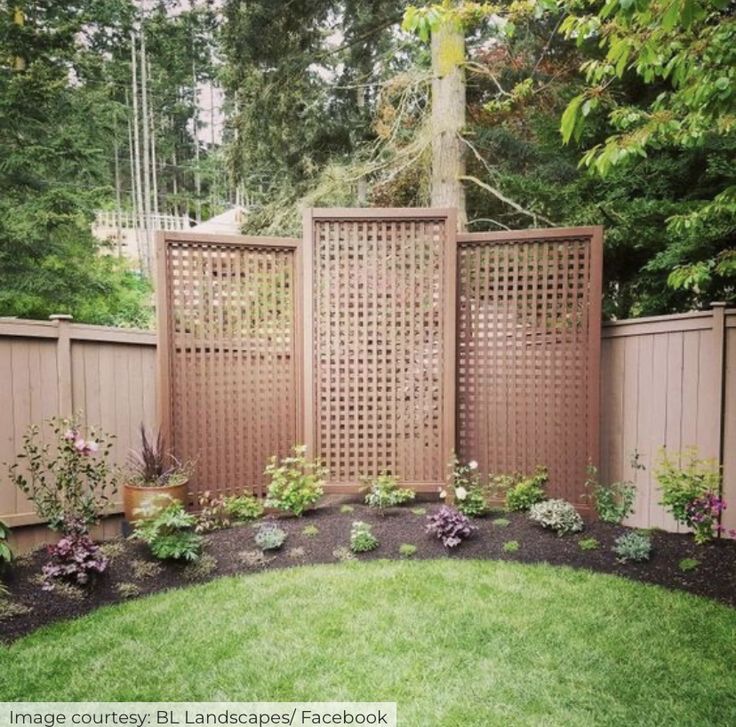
[426,505,475,548]
[41,517,108,591]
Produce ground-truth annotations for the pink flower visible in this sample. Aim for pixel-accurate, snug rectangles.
[64,429,77,441]
[84,440,99,454]
[74,438,87,453]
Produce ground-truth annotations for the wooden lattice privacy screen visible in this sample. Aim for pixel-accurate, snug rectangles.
[456,228,603,508]
[157,232,300,500]
[303,209,457,489]
[158,218,601,502]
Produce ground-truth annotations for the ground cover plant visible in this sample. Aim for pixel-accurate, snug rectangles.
[349,521,378,553]
[2,559,736,726]
[529,499,584,536]
[614,532,652,563]
[254,523,287,551]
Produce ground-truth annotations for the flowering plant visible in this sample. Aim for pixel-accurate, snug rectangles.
[442,455,487,517]
[8,416,118,534]
[686,494,733,544]
[41,517,108,590]
[426,505,475,548]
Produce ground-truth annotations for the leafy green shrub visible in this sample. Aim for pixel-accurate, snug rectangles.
[8,416,118,534]
[444,455,487,516]
[529,499,584,536]
[399,543,417,558]
[350,521,378,553]
[586,464,636,524]
[254,522,287,551]
[264,445,327,516]
[679,558,700,572]
[133,498,202,561]
[492,517,510,528]
[578,537,600,551]
[613,531,652,563]
[505,467,548,512]
[364,473,415,513]
[301,524,319,538]
[502,540,520,553]
[656,448,724,544]
[224,492,264,521]
[0,521,12,566]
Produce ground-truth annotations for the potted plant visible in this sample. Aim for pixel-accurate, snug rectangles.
[122,425,193,522]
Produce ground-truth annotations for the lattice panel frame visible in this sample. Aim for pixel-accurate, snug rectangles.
[304,209,457,489]
[456,227,602,508]
[157,231,301,501]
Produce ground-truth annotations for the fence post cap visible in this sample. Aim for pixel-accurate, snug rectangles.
[49,314,73,321]
[710,301,727,309]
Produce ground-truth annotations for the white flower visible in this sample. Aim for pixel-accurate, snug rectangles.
[439,489,447,499]
[85,440,99,454]
[455,486,468,501]
[468,460,478,470]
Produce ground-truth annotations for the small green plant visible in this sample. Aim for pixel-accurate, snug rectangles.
[679,557,700,573]
[0,598,32,621]
[410,507,426,516]
[302,524,320,537]
[492,517,510,528]
[99,540,126,561]
[8,416,118,534]
[133,497,202,562]
[505,467,548,512]
[0,520,12,566]
[195,491,231,533]
[238,550,273,568]
[399,543,417,558]
[332,546,356,562]
[529,499,584,536]
[254,522,287,551]
[502,540,520,553]
[287,547,305,560]
[350,521,378,553]
[264,445,327,516]
[224,492,264,521]
[613,531,652,563]
[182,553,218,581]
[586,463,637,524]
[130,559,162,580]
[364,472,415,513]
[656,448,725,543]
[52,581,86,601]
[578,537,600,551]
[115,582,141,599]
[339,504,355,514]
[444,455,487,516]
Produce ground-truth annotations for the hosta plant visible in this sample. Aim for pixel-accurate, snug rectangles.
[8,416,117,534]
[264,445,327,516]
[528,499,584,536]
[426,506,475,548]
[350,521,378,553]
[443,455,487,517]
[254,522,287,551]
[364,473,415,513]
[41,517,108,591]
[133,497,202,561]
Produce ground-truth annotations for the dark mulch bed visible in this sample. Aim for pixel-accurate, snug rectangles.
[2,501,735,643]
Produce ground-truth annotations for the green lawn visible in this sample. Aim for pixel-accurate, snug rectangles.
[3,560,736,726]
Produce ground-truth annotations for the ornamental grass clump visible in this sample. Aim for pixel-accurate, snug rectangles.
[364,473,415,513]
[350,521,378,553]
[264,445,327,516]
[528,499,584,536]
[426,506,475,548]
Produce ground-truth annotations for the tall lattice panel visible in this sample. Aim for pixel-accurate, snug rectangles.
[158,233,299,500]
[456,228,602,508]
[305,209,457,487]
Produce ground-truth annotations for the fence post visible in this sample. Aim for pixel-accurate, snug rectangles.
[711,302,727,531]
[49,314,73,416]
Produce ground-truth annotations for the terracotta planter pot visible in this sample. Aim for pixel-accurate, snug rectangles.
[122,480,189,523]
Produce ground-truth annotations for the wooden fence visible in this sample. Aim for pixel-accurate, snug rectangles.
[1,303,733,549]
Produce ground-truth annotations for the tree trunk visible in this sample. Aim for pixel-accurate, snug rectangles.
[430,19,466,230]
